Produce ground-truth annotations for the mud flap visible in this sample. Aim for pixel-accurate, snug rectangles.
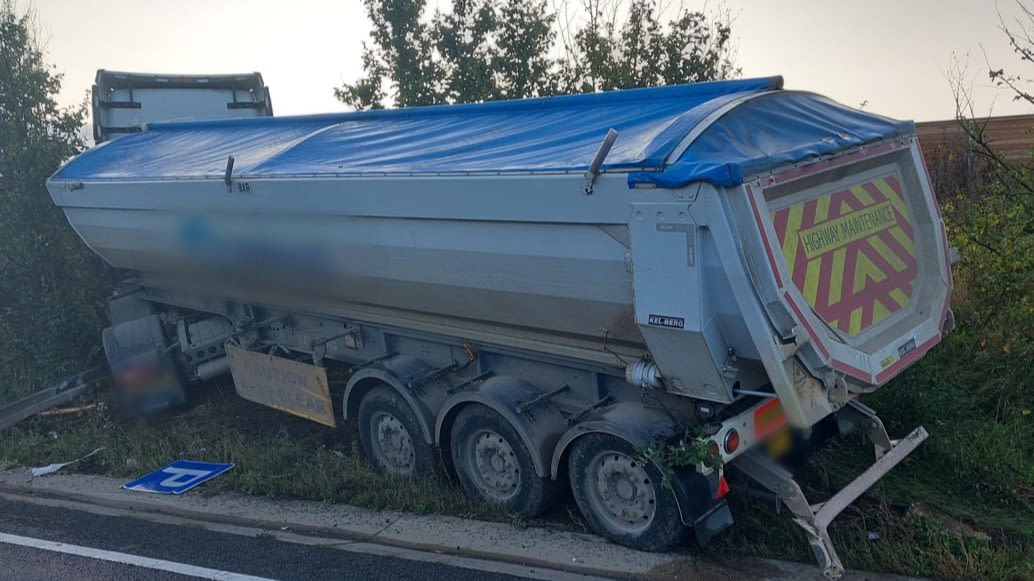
[692,500,734,546]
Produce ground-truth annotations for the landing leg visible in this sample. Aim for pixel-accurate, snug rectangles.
[733,421,928,579]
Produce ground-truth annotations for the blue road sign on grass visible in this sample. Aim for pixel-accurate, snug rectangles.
[123,460,234,494]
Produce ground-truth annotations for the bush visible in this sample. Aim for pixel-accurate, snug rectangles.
[867,128,1034,552]
[0,1,113,404]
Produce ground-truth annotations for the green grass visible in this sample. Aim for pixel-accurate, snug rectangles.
[2,360,1030,580]
[0,379,506,521]
[710,342,1034,580]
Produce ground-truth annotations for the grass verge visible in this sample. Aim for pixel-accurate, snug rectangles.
[1,363,1030,580]
[0,379,505,521]
[712,346,1034,581]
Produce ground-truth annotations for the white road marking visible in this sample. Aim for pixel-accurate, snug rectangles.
[0,532,278,581]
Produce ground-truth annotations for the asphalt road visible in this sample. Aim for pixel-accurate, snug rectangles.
[0,497,535,581]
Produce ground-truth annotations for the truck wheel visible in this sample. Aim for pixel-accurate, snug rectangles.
[450,404,558,517]
[358,385,434,477]
[568,434,687,552]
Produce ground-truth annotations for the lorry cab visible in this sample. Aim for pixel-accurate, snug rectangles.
[92,70,273,143]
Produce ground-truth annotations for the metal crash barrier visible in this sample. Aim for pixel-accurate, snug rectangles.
[0,365,107,432]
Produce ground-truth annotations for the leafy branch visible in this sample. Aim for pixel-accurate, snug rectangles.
[636,427,723,489]
[337,0,739,110]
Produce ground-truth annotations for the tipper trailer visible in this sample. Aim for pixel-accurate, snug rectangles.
[47,76,953,578]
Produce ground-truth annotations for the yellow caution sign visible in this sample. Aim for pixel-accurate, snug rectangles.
[226,345,336,427]
[771,175,917,336]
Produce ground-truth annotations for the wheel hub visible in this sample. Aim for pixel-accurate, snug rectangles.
[371,411,415,474]
[471,430,520,501]
[589,452,656,532]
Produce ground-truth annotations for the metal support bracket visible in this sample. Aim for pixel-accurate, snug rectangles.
[517,384,569,415]
[836,399,893,458]
[223,155,235,192]
[733,423,929,579]
[570,394,613,424]
[406,362,456,390]
[309,326,362,366]
[450,371,493,394]
[348,351,398,374]
[309,327,360,351]
[582,128,618,195]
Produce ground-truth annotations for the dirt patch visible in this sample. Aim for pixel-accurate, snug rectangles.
[907,503,992,544]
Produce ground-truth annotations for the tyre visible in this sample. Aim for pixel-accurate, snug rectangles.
[449,404,559,517]
[568,433,687,552]
[357,385,434,477]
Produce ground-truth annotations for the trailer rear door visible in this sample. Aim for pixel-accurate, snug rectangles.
[745,139,952,388]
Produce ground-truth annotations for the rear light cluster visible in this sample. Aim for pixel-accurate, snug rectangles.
[116,365,154,385]
[707,428,742,462]
[723,429,740,454]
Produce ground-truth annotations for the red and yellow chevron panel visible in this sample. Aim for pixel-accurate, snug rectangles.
[771,174,917,336]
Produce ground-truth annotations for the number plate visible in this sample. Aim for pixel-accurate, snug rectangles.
[765,425,793,458]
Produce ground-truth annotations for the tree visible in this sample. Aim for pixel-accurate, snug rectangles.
[0,0,111,402]
[334,0,443,109]
[989,1,1034,109]
[336,0,738,110]
[559,0,737,93]
[939,0,1034,419]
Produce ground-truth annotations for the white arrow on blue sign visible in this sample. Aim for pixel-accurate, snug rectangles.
[122,460,234,495]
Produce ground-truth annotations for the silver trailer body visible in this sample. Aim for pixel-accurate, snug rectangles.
[47,77,952,578]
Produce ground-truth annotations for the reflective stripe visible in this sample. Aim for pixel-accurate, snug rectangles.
[771,174,917,336]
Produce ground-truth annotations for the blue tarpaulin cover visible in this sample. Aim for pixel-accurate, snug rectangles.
[53,76,913,189]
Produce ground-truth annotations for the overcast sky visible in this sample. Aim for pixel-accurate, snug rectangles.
[18,0,1034,122]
